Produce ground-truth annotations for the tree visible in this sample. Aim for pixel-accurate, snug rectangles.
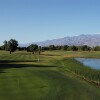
[17,47,27,51]
[28,44,38,54]
[93,46,100,51]
[55,46,62,50]
[41,46,49,51]
[3,40,8,51]
[71,45,78,51]
[49,45,56,50]
[62,45,69,50]
[81,45,91,51]
[7,39,18,54]
[0,45,5,50]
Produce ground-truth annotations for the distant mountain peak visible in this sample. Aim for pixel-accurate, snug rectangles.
[19,34,100,47]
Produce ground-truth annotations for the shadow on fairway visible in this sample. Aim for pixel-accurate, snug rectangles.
[0,60,38,63]
[0,60,57,73]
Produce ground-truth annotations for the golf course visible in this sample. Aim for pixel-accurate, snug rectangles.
[0,50,100,100]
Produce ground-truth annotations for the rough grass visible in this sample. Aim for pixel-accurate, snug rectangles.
[0,50,100,100]
[42,50,100,58]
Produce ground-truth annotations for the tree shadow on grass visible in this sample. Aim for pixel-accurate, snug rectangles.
[0,60,38,63]
[0,60,57,73]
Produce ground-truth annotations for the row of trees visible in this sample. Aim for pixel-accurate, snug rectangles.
[0,39,100,53]
[16,45,100,51]
[41,45,100,51]
[17,45,93,51]
[0,39,41,54]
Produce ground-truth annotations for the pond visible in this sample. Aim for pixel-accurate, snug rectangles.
[75,58,100,70]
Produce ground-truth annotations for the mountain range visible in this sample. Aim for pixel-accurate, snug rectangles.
[19,34,100,47]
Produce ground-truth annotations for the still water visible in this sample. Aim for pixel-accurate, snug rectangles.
[75,58,100,70]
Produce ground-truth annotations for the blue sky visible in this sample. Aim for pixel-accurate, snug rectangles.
[0,0,100,45]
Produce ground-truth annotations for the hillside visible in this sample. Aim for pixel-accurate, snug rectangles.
[19,34,100,47]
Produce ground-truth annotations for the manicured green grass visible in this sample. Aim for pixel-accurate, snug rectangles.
[0,64,100,100]
[0,50,100,100]
[0,51,38,61]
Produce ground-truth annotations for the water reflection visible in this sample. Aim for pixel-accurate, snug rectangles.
[75,58,100,70]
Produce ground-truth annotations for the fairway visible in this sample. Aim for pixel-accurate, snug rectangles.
[1,0,100,99]
[0,51,100,100]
